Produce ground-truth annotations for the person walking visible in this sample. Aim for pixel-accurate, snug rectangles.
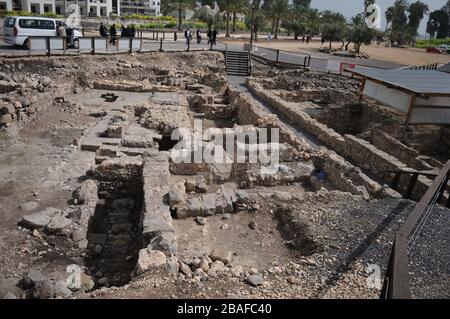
[99,22,108,37]
[212,28,218,45]
[109,24,117,45]
[266,32,272,45]
[66,27,74,48]
[207,28,212,45]
[196,28,202,44]
[185,28,192,47]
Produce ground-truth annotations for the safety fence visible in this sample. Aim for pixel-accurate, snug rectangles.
[0,35,227,57]
[381,160,450,299]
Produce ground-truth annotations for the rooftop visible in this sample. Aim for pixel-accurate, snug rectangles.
[353,67,450,96]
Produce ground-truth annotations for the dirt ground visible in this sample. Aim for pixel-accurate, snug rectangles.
[225,38,450,66]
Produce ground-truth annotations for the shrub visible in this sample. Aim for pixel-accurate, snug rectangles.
[416,38,450,48]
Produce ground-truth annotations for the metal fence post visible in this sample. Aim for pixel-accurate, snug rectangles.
[159,38,163,52]
[129,38,133,53]
[163,31,165,41]
[91,37,95,54]
[174,31,177,41]
[276,49,280,65]
[46,37,51,57]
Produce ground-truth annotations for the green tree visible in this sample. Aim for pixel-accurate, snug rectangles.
[265,0,290,38]
[348,14,376,52]
[285,1,310,39]
[230,0,250,33]
[161,0,197,30]
[385,6,395,33]
[320,11,347,49]
[293,0,311,7]
[217,0,234,37]
[245,0,265,42]
[427,9,449,39]
[408,1,429,40]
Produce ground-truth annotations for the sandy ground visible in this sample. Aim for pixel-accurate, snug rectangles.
[225,38,450,66]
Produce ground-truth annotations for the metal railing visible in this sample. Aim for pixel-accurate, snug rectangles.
[381,160,450,299]
[4,35,227,57]
[248,45,311,69]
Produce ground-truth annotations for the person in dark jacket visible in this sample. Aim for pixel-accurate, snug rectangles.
[212,28,218,45]
[207,29,212,44]
[99,22,108,37]
[109,25,117,45]
[196,28,201,44]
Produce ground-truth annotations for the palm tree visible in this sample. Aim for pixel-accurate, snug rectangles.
[230,0,250,33]
[162,0,197,30]
[217,0,234,37]
[268,0,290,38]
[304,8,321,38]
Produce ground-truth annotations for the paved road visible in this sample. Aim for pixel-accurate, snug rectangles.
[0,36,402,73]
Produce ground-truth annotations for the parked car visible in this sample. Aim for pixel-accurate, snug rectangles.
[426,46,443,54]
[438,44,450,51]
[2,16,82,50]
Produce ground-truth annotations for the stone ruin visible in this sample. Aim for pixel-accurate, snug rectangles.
[2,52,447,299]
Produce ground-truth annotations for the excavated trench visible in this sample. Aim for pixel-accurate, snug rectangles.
[85,183,144,288]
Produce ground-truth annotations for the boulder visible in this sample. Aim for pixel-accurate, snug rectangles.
[179,262,193,278]
[246,274,264,286]
[0,114,12,125]
[46,214,72,233]
[135,249,167,275]
[32,280,55,299]
[20,208,61,230]
[54,280,72,298]
[80,273,95,292]
[74,180,98,204]
[21,269,47,289]
[210,248,232,264]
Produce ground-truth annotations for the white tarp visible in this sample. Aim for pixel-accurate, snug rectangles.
[363,79,450,124]
[364,79,411,114]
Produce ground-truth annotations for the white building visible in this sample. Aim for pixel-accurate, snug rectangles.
[21,0,56,14]
[55,0,117,17]
[120,0,161,16]
[0,0,12,11]
[0,0,161,17]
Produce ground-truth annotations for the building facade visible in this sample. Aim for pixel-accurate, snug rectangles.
[20,0,56,14]
[120,0,160,16]
[1,0,160,17]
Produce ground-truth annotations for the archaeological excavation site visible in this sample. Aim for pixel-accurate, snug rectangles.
[0,51,449,300]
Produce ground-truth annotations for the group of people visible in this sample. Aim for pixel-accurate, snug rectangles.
[99,23,136,46]
[56,22,75,48]
[184,28,219,47]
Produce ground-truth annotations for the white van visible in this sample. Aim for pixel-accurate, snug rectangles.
[3,16,83,50]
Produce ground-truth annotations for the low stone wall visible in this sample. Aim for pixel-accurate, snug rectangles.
[227,81,396,199]
[370,128,431,171]
[246,78,436,199]
[141,152,178,273]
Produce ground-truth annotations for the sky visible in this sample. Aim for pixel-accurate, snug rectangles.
[310,0,448,35]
